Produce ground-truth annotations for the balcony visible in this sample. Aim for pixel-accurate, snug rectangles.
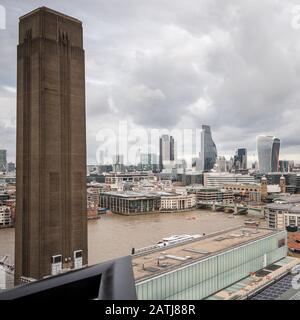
[0,255,136,300]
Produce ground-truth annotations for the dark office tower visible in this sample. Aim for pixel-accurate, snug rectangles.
[271,138,280,172]
[170,136,175,161]
[279,160,289,173]
[0,150,7,172]
[15,7,87,284]
[159,137,163,172]
[234,148,247,170]
[159,135,175,171]
[201,125,217,171]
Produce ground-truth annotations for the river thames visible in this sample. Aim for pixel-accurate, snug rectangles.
[0,209,264,289]
[0,210,263,267]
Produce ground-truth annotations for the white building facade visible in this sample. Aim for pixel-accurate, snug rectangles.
[160,193,196,212]
[204,173,255,188]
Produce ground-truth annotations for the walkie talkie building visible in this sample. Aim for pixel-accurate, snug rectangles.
[257,135,280,173]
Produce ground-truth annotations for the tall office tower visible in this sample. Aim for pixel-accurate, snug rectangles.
[241,148,247,169]
[140,153,158,172]
[159,139,162,171]
[257,135,280,173]
[195,156,204,172]
[112,154,125,172]
[159,135,175,171]
[7,162,16,173]
[271,138,280,172]
[15,7,87,284]
[234,148,247,170]
[0,150,7,172]
[227,157,234,172]
[252,161,259,170]
[170,136,175,162]
[279,160,289,173]
[201,125,217,171]
[216,156,227,172]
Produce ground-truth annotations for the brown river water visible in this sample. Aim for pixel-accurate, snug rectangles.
[0,210,263,289]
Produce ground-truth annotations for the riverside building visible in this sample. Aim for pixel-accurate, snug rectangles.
[265,195,300,230]
[100,191,196,214]
[0,206,13,228]
[100,191,161,214]
[187,186,234,204]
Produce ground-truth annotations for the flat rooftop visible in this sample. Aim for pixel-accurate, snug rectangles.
[273,195,300,204]
[104,172,154,176]
[267,203,300,213]
[101,191,178,198]
[224,183,261,187]
[133,226,280,282]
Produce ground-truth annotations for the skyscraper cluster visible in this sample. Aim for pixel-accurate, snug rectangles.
[156,130,283,175]
[158,125,218,173]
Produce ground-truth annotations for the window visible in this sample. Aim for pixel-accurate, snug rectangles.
[75,250,83,258]
[278,238,286,248]
[51,255,62,264]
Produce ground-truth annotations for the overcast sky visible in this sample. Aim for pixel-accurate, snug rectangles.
[0,0,300,164]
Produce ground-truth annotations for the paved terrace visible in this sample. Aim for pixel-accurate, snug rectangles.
[133,226,278,282]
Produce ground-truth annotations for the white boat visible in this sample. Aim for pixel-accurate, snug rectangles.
[133,234,202,255]
[157,234,202,247]
[244,219,259,227]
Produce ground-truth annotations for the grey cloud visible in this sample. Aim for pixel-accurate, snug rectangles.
[0,0,299,162]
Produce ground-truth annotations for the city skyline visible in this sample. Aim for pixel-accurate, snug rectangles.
[0,1,300,164]
[0,2,300,304]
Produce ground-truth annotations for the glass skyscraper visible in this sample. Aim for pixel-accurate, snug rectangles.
[159,135,175,171]
[140,153,158,172]
[257,135,280,173]
[201,125,217,171]
[234,148,247,170]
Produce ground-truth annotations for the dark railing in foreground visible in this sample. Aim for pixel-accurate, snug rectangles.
[0,255,137,300]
